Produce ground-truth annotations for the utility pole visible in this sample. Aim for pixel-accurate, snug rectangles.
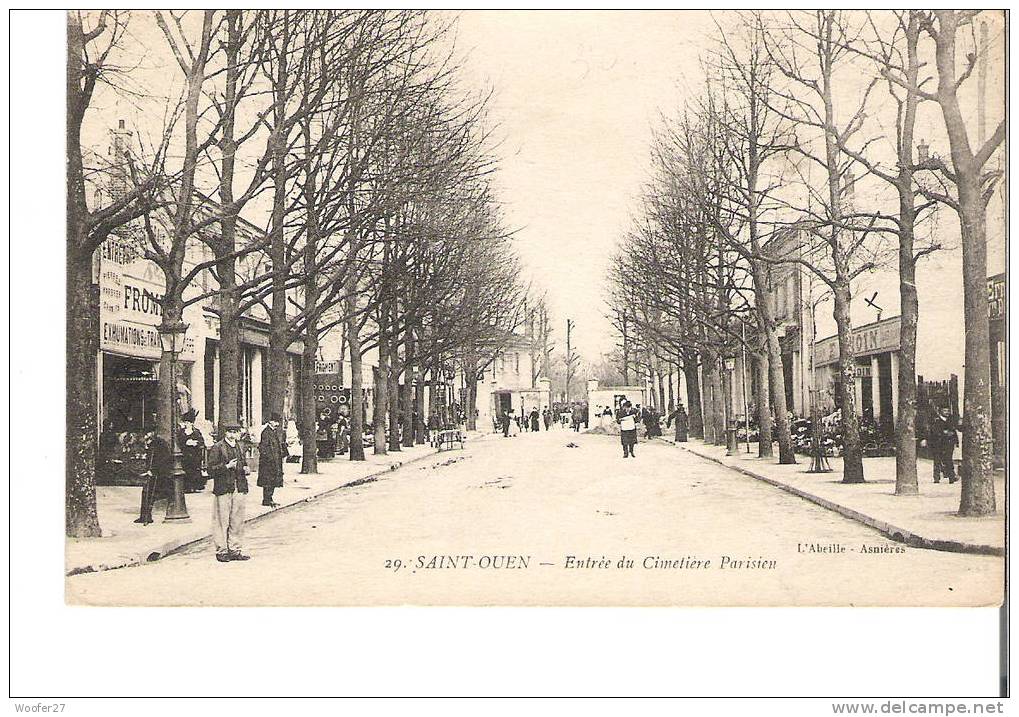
[565,319,577,405]
[620,310,630,385]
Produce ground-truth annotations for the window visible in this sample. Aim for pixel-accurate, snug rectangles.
[514,353,520,373]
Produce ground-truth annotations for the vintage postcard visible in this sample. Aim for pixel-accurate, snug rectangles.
[64,9,1006,607]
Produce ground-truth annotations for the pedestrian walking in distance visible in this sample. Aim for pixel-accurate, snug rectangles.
[134,429,171,525]
[178,408,207,493]
[666,404,689,443]
[616,400,639,458]
[930,407,959,485]
[208,424,251,562]
[258,413,286,507]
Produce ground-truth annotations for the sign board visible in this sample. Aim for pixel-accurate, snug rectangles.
[314,371,350,419]
[813,317,900,367]
[316,360,341,374]
[98,238,196,361]
[988,275,1006,320]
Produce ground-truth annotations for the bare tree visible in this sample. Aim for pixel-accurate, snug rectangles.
[66,11,171,537]
[703,20,798,462]
[832,11,941,495]
[914,11,1004,515]
[758,10,886,483]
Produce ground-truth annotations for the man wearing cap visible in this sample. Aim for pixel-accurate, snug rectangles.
[178,408,207,493]
[134,428,172,525]
[258,413,286,508]
[207,424,251,562]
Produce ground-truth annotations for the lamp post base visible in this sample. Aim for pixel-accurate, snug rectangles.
[164,475,191,522]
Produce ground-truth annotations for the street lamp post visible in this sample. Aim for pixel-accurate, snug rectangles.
[159,319,191,522]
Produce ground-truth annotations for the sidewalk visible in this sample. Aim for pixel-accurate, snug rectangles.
[67,433,490,576]
[663,437,1005,556]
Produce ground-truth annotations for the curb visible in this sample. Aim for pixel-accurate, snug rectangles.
[66,438,482,577]
[663,438,1003,557]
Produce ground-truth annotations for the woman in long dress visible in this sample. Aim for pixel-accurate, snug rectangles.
[508,408,520,437]
[600,406,614,430]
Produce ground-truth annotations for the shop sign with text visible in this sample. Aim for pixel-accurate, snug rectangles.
[813,317,901,367]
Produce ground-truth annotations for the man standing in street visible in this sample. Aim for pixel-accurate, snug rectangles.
[208,424,251,562]
[258,413,286,507]
[178,408,207,493]
[616,400,638,458]
[134,428,171,525]
[930,406,959,484]
[666,403,689,443]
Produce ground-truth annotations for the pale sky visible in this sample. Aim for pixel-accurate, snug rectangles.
[449,11,716,361]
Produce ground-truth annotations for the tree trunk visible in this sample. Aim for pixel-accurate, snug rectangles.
[709,358,725,446]
[429,361,439,424]
[895,189,920,495]
[216,270,241,434]
[388,359,402,452]
[765,328,796,464]
[833,287,865,483]
[931,10,997,515]
[215,11,242,438]
[373,333,389,455]
[895,252,919,495]
[683,356,704,439]
[755,351,774,458]
[299,336,318,474]
[667,365,675,412]
[265,136,289,423]
[402,328,415,448]
[465,354,479,431]
[721,356,734,450]
[66,249,102,538]
[266,328,289,426]
[401,382,414,448]
[892,13,922,496]
[750,258,795,463]
[699,359,712,443]
[698,352,715,443]
[346,299,365,462]
[957,178,996,514]
[657,365,666,412]
[65,15,102,538]
[415,378,426,444]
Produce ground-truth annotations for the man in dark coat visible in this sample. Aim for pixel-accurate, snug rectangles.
[930,407,959,484]
[135,429,172,525]
[208,424,251,562]
[616,401,639,458]
[501,410,512,437]
[258,413,286,507]
[666,404,689,442]
[178,408,207,493]
[641,407,659,438]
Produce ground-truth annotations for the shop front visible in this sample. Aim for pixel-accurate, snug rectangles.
[812,316,900,437]
[200,313,305,436]
[96,238,199,484]
[988,274,1005,463]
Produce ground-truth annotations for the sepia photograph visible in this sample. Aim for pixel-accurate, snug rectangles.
[56,8,1006,616]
